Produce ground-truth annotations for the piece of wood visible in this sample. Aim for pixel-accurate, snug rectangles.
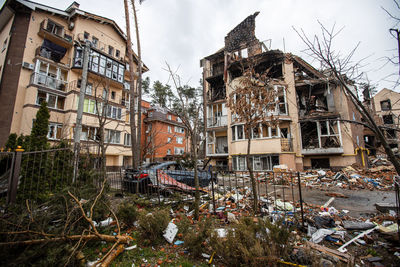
[306,241,352,263]
[100,243,125,267]
[0,233,131,246]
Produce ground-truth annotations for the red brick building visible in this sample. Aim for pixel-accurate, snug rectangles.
[141,102,188,162]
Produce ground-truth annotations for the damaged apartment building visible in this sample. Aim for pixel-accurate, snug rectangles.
[201,12,367,171]
[0,0,146,169]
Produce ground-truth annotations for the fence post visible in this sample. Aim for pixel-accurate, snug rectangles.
[156,169,160,205]
[7,146,24,205]
[297,171,305,228]
[209,165,216,214]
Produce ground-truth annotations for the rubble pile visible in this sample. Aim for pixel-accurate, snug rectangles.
[299,164,396,191]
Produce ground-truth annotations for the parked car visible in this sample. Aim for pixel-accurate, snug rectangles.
[123,161,212,193]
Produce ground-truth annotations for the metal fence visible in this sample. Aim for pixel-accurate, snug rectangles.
[1,148,107,205]
[112,166,305,224]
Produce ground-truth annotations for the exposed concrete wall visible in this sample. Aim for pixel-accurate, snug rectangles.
[0,10,30,147]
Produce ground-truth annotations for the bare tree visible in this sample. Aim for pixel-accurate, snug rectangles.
[165,63,204,220]
[226,60,278,213]
[294,22,400,174]
[76,77,124,178]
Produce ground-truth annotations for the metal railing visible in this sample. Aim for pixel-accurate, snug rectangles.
[207,144,228,155]
[207,115,227,127]
[35,46,71,65]
[281,138,293,152]
[30,72,68,91]
[113,166,305,223]
[1,148,107,205]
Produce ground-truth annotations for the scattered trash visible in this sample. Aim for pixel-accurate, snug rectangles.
[93,217,113,227]
[174,240,184,245]
[310,229,335,244]
[125,245,137,251]
[163,221,178,243]
[342,221,375,230]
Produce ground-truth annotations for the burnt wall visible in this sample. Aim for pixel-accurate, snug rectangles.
[0,10,31,147]
[224,12,259,52]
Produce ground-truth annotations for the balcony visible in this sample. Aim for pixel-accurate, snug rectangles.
[30,72,67,92]
[35,46,70,65]
[281,138,293,152]
[207,143,228,156]
[38,19,74,48]
[207,115,227,128]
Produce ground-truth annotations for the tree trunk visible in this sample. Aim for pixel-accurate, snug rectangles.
[131,0,143,167]
[124,0,138,169]
[246,127,258,214]
[193,129,200,220]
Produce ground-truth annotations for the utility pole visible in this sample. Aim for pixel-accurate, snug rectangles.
[73,40,91,183]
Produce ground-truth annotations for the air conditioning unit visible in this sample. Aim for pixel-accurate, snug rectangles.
[22,62,34,70]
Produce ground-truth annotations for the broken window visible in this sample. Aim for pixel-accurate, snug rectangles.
[232,155,279,171]
[46,20,63,36]
[277,85,287,114]
[320,120,341,148]
[231,125,244,141]
[48,123,62,140]
[386,129,396,139]
[252,125,260,139]
[380,100,391,111]
[311,158,330,169]
[383,115,394,124]
[301,120,341,150]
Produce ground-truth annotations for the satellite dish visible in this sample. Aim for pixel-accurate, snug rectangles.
[68,22,75,30]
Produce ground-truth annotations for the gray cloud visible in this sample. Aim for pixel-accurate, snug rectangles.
[4,0,399,90]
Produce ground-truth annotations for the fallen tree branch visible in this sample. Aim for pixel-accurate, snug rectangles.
[0,233,131,246]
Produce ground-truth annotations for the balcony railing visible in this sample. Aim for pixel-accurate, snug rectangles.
[207,115,227,128]
[207,144,228,155]
[281,138,293,152]
[35,46,70,65]
[38,19,74,48]
[30,72,67,92]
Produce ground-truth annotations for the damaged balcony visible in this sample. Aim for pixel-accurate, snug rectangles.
[38,19,74,48]
[207,103,227,128]
[206,132,228,156]
[35,40,69,65]
[300,119,343,155]
[296,82,336,118]
[30,60,68,92]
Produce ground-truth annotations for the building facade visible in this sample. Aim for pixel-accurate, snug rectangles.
[0,0,146,169]
[201,12,366,171]
[141,103,188,163]
[371,88,400,153]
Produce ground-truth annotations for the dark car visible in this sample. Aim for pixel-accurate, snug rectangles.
[123,161,212,193]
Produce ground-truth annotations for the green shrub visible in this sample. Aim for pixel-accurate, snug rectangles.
[137,208,170,245]
[209,217,293,266]
[117,202,139,227]
[183,217,214,258]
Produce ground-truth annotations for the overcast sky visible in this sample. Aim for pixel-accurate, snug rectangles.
[2,0,399,92]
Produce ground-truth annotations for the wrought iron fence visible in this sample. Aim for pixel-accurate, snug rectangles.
[116,165,305,224]
[1,148,107,205]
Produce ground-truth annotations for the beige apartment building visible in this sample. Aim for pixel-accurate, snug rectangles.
[0,0,145,169]
[201,12,367,171]
[370,88,400,152]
